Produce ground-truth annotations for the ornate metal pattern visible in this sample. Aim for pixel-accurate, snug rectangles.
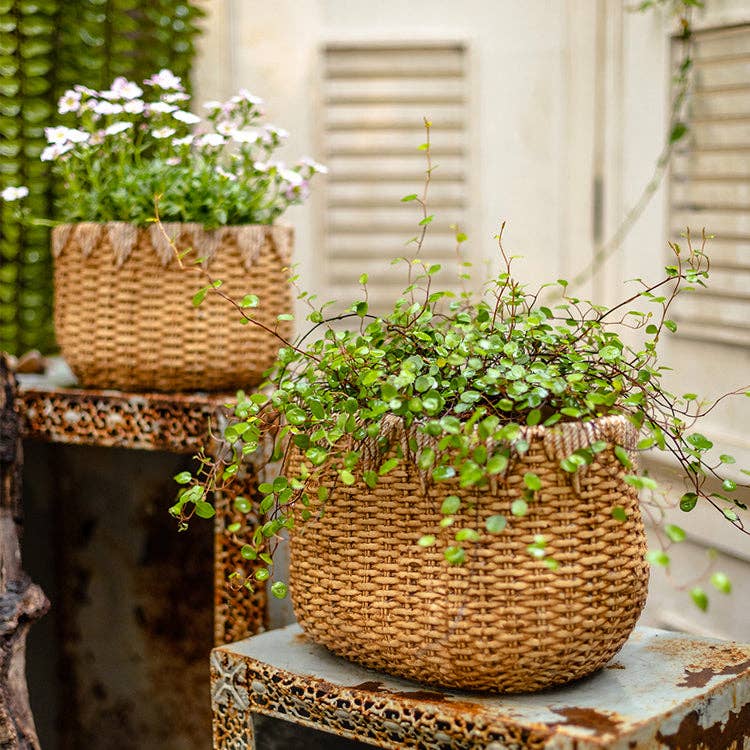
[211,650,255,750]
[17,385,229,453]
[211,624,750,750]
[214,473,268,645]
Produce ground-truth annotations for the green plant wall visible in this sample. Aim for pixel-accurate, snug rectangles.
[0,0,204,356]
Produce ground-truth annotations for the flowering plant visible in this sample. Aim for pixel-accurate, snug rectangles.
[14,69,326,227]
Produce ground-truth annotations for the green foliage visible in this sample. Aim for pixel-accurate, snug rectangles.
[0,0,205,355]
[173,127,746,608]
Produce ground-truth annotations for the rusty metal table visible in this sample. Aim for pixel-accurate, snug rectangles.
[16,359,265,645]
[210,623,750,749]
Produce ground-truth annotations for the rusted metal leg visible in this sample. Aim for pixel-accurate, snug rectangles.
[210,650,256,749]
[0,354,49,749]
[213,469,267,646]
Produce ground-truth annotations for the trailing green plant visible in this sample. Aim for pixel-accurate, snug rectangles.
[171,122,747,610]
[0,0,205,356]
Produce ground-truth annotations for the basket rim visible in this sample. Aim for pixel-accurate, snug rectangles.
[52,220,293,231]
[51,220,294,269]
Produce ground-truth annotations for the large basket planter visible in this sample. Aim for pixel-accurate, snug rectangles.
[289,414,650,693]
[52,222,293,392]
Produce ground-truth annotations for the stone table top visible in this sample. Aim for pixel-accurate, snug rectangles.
[211,623,750,749]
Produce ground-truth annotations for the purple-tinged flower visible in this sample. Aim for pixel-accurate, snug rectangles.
[58,89,81,114]
[278,167,304,187]
[110,77,143,100]
[215,120,236,136]
[73,84,97,97]
[163,92,190,104]
[144,69,183,91]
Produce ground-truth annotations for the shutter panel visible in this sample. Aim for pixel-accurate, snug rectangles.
[321,42,469,314]
[670,24,750,345]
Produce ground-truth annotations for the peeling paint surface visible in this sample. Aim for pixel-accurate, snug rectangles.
[212,625,750,750]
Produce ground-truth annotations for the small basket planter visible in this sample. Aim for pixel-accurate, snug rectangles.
[52,222,294,392]
[289,414,650,693]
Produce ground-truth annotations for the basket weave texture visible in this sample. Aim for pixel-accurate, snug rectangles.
[289,414,650,693]
[52,222,293,392]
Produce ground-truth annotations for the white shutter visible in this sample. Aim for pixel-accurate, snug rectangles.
[670,24,750,345]
[320,42,469,314]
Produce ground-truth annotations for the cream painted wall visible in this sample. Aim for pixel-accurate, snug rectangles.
[193,0,603,309]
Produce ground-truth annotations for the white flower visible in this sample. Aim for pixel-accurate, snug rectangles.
[45,126,88,145]
[89,131,105,146]
[144,69,183,90]
[215,120,236,136]
[45,126,70,144]
[73,84,98,97]
[197,133,225,148]
[203,100,223,112]
[65,128,90,143]
[123,99,145,114]
[147,101,177,114]
[166,156,181,166]
[58,89,81,114]
[265,124,289,140]
[93,100,124,115]
[253,161,269,172]
[152,127,176,139]
[279,167,304,187]
[231,88,264,105]
[40,143,73,161]
[163,92,190,104]
[216,166,237,181]
[104,121,133,136]
[299,156,329,175]
[172,135,194,147]
[110,76,143,100]
[98,90,119,101]
[230,129,259,144]
[1,186,29,201]
[172,110,201,125]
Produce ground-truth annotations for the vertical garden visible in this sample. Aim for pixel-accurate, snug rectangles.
[0,0,204,356]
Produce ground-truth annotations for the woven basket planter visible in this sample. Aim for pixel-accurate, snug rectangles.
[289,414,650,693]
[52,222,293,392]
